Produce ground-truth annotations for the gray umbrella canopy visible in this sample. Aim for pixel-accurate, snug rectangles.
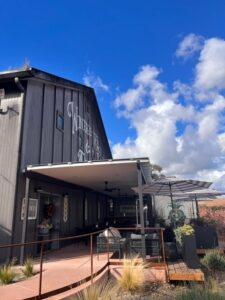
[173,188,225,198]
[172,188,225,217]
[136,177,212,196]
[132,177,212,226]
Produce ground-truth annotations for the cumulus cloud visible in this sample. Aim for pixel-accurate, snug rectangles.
[195,38,225,91]
[176,33,204,59]
[114,65,160,112]
[83,69,109,92]
[112,37,225,182]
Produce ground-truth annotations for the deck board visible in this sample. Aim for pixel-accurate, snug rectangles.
[167,260,204,282]
[196,248,224,255]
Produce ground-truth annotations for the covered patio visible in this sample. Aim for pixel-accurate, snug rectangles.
[23,158,152,261]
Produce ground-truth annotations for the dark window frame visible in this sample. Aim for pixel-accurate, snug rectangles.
[56,110,64,132]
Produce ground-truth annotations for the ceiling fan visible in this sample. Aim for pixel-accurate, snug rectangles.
[104,181,117,192]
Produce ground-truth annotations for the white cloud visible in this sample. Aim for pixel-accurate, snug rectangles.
[114,65,160,112]
[176,33,204,59]
[112,40,225,182]
[83,70,109,92]
[195,38,225,91]
[211,173,225,190]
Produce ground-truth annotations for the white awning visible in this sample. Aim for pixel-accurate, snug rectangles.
[26,158,151,196]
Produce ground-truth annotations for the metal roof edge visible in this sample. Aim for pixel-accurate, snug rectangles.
[26,157,150,171]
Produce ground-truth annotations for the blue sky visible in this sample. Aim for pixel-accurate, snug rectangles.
[1,1,225,182]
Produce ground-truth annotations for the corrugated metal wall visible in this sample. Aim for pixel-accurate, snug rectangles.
[0,92,24,261]
[20,80,111,170]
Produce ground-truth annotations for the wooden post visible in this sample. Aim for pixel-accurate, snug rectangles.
[90,234,93,284]
[137,162,146,260]
[160,228,166,265]
[20,177,30,265]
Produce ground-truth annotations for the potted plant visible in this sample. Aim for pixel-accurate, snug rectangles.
[38,219,53,235]
[174,224,200,269]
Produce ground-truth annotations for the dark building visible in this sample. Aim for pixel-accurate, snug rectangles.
[0,67,151,262]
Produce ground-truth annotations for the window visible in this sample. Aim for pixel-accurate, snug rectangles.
[21,198,38,220]
[78,134,84,149]
[56,111,64,131]
[84,197,88,222]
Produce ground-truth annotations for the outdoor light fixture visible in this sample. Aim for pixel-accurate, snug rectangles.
[34,187,43,193]
[63,193,69,223]
[144,205,149,226]
[0,88,7,115]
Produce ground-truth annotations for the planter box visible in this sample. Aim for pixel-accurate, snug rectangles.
[38,227,50,235]
[194,225,218,249]
[182,235,200,269]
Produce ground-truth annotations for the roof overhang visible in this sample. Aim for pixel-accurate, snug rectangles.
[26,158,151,197]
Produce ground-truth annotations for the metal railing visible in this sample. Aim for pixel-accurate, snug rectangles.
[0,227,165,299]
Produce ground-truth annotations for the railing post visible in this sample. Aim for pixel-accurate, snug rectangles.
[90,234,93,284]
[107,233,110,277]
[39,242,44,299]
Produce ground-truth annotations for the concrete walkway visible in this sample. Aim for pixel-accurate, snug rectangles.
[0,244,109,300]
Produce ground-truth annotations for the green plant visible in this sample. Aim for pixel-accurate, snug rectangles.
[71,278,115,300]
[0,263,17,285]
[118,256,145,292]
[201,251,225,272]
[175,282,224,300]
[22,257,34,278]
[174,224,195,245]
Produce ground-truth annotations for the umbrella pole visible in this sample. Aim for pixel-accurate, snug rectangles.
[195,194,200,218]
[191,198,195,218]
[169,183,175,227]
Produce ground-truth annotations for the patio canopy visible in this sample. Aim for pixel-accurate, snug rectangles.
[26,158,151,196]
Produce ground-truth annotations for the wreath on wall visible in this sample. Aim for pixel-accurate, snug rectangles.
[44,203,54,218]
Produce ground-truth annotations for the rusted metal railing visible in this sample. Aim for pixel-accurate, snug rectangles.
[0,227,166,299]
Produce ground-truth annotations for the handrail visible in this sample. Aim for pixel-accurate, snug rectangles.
[0,229,104,249]
[0,227,166,299]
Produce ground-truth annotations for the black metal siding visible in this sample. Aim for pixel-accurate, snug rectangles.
[20,79,111,169]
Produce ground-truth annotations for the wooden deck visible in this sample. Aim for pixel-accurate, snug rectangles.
[196,248,224,255]
[167,260,204,282]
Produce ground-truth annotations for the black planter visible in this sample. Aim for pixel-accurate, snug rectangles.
[194,225,218,249]
[182,235,200,269]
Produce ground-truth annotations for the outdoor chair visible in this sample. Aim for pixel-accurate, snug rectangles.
[97,235,126,259]
[129,233,161,259]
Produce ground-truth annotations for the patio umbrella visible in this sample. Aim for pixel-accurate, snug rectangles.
[172,188,225,218]
[133,177,212,226]
[173,195,214,218]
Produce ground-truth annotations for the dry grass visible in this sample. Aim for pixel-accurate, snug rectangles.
[22,257,34,278]
[71,278,116,300]
[0,263,17,285]
[118,256,145,293]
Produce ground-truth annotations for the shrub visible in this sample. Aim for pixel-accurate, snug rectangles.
[0,263,17,285]
[176,289,223,300]
[22,257,34,278]
[72,278,115,300]
[201,251,225,272]
[176,283,224,300]
[174,225,195,245]
[118,256,145,292]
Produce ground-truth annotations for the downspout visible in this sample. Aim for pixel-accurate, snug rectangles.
[10,77,27,261]
[14,77,25,92]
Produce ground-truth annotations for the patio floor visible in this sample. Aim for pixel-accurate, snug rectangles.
[167,260,204,282]
[0,244,110,300]
[0,244,207,299]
